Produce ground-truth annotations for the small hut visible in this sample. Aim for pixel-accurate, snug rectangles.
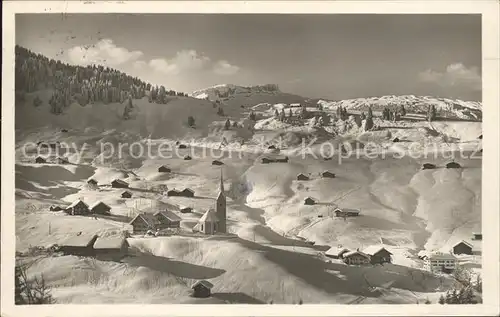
[179,206,193,213]
[61,129,68,132]
[178,144,188,149]
[334,208,360,217]
[93,236,129,259]
[325,246,350,259]
[392,137,400,143]
[35,156,46,164]
[90,201,111,215]
[167,189,180,197]
[121,191,132,198]
[49,205,63,211]
[212,160,224,166]
[343,251,371,265]
[65,199,90,216]
[57,157,69,164]
[184,155,192,161]
[304,197,316,205]
[422,163,436,170]
[321,171,336,178]
[87,178,98,186]
[472,233,482,241]
[261,157,273,164]
[276,156,289,163]
[59,233,98,256]
[111,179,129,188]
[452,240,473,255]
[446,162,461,169]
[296,173,310,181]
[267,145,277,150]
[179,188,195,197]
[191,280,214,298]
[158,165,171,173]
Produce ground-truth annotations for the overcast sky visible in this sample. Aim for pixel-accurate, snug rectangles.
[16,14,481,101]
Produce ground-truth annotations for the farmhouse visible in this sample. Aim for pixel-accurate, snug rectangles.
[191,280,214,298]
[65,199,90,215]
[49,205,63,211]
[180,188,195,197]
[178,144,188,149]
[393,137,400,143]
[452,240,473,255]
[57,157,69,164]
[304,197,316,206]
[90,201,111,215]
[121,191,132,198]
[343,251,371,265]
[35,156,46,163]
[472,233,482,241]
[111,179,129,188]
[59,233,98,256]
[362,246,393,264]
[179,206,193,213]
[154,209,182,229]
[129,213,161,234]
[334,208,360,217]
[423,252,457,273]
[422,163,437,170]
[87,178,98,186]
[93,236,129,259]
[212,160,224,166]
[446,162,461,169]
[296,173,310,181]
[322,171,336,178]
[325,246,350,259]
[158,165,171,173]
[193,209,219,235]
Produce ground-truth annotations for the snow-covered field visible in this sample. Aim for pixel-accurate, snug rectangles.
[14,85,482,304]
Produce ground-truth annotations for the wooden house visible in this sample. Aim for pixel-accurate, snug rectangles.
[59,233,98,256]
[296,173,310,181]
[472,233,482,241]
[261,157,273,164]
[191,280,214,298]
[334,208,360,217]
[325,246,350,259]
[90,201,111,215]
[446,162,462,169]
[121,191,132,198]
[178,144,188,149]
[193,209,219,235]
[35,156,46,164]
[322,171,336,178]
[212,160,224,166]
[158,165,171,173]
[304,197,316,205]
[180,188,195,198]
[343,251,371,265]
[129,213,161,234]
[422,163,437,170]
[65,199,90,216]
[167,189,180,197]
[154,210,182,229]
[93,236,129,259]
[57,157,69,164]
[363,246,393,264]
[111,179,129,188]
[61,129,68,132]
[49,205,63,211]
[179,206,193,213]
[423,252,457,273]
[392,137,400,143]
[183,155,192,160]
[452,240,473,255]
[87,178,98,186]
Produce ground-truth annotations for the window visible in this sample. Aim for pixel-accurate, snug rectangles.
[201,224,204,231]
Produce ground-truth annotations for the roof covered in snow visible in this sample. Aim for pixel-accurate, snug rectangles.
[93,236,129,249]
[60,233,98,247]
[325,246,350,256]
[67,199,89,209]
[362,245,392,256]
[155,210,182,222]
[427,252,457,261]
[192,280,214,289]
[199,209,219,222]
[112,179,129,185]
[343,250,370,259]
[89,201,110,210]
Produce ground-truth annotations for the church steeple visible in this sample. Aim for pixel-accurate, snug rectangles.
[215,168,227,233]
[219,168,225,193]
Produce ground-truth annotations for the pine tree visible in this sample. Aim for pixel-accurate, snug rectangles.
[288,109,293,118]
[158,86,166,104]
[224,119,231,130]
[280,109,286,122]
[438,295,445,304]
[360,112,366,120]
[400,104,406,116]
[367,106,373,119]
[274,109,280,118]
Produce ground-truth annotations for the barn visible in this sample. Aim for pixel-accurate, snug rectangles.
[178,144,188,149]
[472,233,482,241]
[267,145,277,150]
[90,201,111,215]
[59,233,98,256]
[179,188,195,197]
[276,156,289,163]
[452,240,473,255]
[49,205,63,211]
[154,210,182,229]
[191,280,214,298]
[261,157,273,164]
[393,137,400,143]
[65,199,90,216]
[212,160,224,166]
[111,179,129,188]
[325,246,350,259]
[363,246,393,264]
[304,197,316,205]
[121,191,132,198]
[158,165,171,173]
[57,157,69,164]
[322,171,336,178]
[167,189,180,197]
[87,178,98,186]
[184,155,192,160]
[334,208,360,217]
[446,162,461,169]
[93,236,129,259]
[422,163,437,170]
[129,213,161,234]
[35,156,46,164]
[296,173,310,181]
[179,206,193,213]
[343,251,371,265]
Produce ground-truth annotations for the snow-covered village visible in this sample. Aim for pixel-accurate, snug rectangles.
[9,12,487,306]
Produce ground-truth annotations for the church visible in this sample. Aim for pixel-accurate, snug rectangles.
[194,169,227,234]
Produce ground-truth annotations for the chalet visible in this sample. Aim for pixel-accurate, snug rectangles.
[180,188,195,198]
[452,240,473,255]
[325,246,350,259]
[111,179,129,188]
[49,205,63,211]
[158,165,171,173]
[89,201,111,215]
[446,162,462,169]
[65,199,90,216]
[121,191,132,198]
[178,144,188,149]
[154,210,182,229]
[57,157,69,164]
[129,213,161,234]
[304,197,316,206]
[423,252,457,273]
[59,233,98,256]
[87,178,98,186]
[167,189,180,197]
[193,209,219,235]
[35,156,46,164]
[212,160,224,166]
[422,163,437,170]
[191,280,214,298]
[334,208,360,217]
[296,173,310,181]
[322,171,336,178]
[363,246,393,264]
[343,251,371,265]
[93,236,129,259]
[472,233,482,241]
[184,155,192,160]
[393,137,400,143]
[179,206,193,213]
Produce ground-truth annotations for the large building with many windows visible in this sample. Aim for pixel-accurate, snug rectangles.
[423,252,457,273]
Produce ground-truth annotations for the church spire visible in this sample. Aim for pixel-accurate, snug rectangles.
[219,168,225,193]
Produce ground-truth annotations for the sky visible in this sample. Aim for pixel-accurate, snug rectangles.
[16,14,482,101]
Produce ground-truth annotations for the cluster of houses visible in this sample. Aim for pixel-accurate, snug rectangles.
[57,232,129,260]
[296,170,336,181]
[261,156,289,164]
[421,162,462,170]
[34,155,69,164]
[325,245,393,265]
[418,238,481,274]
